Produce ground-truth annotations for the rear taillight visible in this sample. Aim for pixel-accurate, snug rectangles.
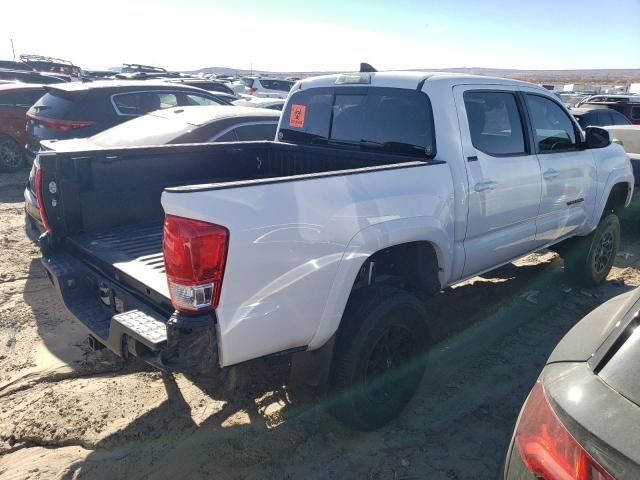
[515,380,614,480]
[162,215,229,313]
[27,113,95,132]
[248,87,257,94]
[34,157,53,233]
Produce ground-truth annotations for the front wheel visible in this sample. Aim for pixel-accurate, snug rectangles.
[0,136,24,172]
[329,285,429,431]
[564,213,620,287]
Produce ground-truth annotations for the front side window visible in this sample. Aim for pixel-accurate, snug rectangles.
[525,94,577,153]
[184,94,218,106]
[280,87,435,158]
[233,123,278,141]
[113,91,179,115]
[464,91,526,156]
[631,107,640,121]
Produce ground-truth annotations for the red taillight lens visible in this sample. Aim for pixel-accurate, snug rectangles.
[28,113,95,132]
[34,157,53,233]
[248,87,257,94]
[163,215,229,312]
[515,380,614,480]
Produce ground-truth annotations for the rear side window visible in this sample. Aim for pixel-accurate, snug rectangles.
[464,91,526,156]
[525,94,577,153]
[595,110,613,126]
[280,87,436,158]
[233,123,278,141]
[0,89,43,108]
[612,112,631,125]
[631,107,640,120]
[241,78,254,88]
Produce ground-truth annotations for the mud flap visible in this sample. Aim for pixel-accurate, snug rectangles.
[161,312,218,374]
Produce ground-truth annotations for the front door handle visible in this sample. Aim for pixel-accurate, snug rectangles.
[543,169,560,180]
[474,180,497,192]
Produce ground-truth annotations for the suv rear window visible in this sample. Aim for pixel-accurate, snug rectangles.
[29,90,78,118]
[259,79,294,92]
[279,87,436,158]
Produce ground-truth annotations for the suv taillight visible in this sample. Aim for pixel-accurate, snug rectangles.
[27,112,95,132]
[162,215,229,313]
[248,87,257,94]
[34,157,53,232]
[515,380,613,480]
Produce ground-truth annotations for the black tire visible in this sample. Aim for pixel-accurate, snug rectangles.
[564,213,620,287]
[0,135,24,172]
[329,285,429,431]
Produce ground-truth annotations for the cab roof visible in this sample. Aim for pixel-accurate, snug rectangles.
[298,70,538,92]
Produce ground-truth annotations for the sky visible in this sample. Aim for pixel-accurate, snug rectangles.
[2,0,639,72]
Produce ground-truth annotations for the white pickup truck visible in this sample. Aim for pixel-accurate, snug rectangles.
[36,70,633,430]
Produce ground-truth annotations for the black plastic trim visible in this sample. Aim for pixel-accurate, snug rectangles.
[165,159,445,194]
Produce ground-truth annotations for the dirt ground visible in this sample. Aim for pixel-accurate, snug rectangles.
[1,169,639,480]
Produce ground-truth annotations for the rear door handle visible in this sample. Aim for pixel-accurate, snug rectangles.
[543,169,560,180]
[474,180,497,192]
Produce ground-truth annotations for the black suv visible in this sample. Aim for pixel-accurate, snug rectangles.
[25,80,230,164]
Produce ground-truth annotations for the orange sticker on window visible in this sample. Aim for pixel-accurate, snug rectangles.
[289,104,306,128]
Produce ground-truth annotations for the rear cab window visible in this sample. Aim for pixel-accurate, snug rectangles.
[279,86,436,159]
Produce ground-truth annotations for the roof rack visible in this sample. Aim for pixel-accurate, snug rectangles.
[122,63,168,73]
[19,54,76,67]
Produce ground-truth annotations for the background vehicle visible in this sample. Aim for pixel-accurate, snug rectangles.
[571,107,640,184]
[232,96,285,110]
[0,67,66,84]
[166,78,236,96]
[24,106,279,236]
[571,106,632,128]
[20,54,81,80]
[234,77,294,98]
[35,71,632,431]
[504,288,640,479]
[25,80,231,164]
[0,84,45,171]
[576,94,640,106]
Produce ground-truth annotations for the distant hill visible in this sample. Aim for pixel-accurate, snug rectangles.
[189,66,640,84]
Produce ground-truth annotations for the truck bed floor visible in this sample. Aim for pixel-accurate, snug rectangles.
[69,223,169,298]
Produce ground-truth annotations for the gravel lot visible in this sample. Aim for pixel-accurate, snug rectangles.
[1,169,639,480]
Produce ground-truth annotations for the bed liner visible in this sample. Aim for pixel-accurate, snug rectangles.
[68,222,169,298]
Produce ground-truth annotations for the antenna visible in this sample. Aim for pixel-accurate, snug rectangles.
[10,38,16,60]
[360,63,377,73]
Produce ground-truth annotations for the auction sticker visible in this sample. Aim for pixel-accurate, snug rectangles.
[289,104,306,128]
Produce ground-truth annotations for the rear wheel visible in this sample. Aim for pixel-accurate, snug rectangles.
[0,136,24,172]
[330,285,429,431]
[564,213,620,287]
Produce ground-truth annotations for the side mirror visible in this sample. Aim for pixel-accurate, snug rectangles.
[584,126,612,149]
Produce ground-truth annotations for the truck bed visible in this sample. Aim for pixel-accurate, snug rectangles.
[68,223,169,298]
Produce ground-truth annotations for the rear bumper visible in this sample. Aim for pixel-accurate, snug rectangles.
[41,250,218,372]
